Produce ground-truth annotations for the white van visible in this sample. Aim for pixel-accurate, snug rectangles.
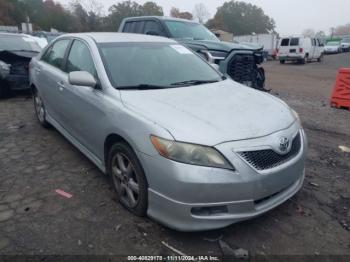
[277,36,324,64]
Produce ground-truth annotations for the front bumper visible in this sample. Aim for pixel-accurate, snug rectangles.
[278,54,304,61]
[139,125,307,231]
[324,49,339,54]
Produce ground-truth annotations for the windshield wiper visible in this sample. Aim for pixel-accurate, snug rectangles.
[170,79,220,86]
[117,84,172,90]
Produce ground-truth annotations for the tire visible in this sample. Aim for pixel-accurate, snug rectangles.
[107,142,148,216]
[317,53,324,62]
[279,60,285,64]
[299,57,306,64]
[33,88,50,128]
[0,80,10,99]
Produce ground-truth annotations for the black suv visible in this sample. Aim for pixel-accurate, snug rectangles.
[118,16,266,91]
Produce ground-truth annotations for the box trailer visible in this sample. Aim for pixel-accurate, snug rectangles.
[233,34,278,59]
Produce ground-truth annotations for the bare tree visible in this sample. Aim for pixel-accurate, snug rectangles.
[70,0,103,15]
[302,28,315,37]
[334,23,350,35]
[193,3,210,24]
[170,7,193,20]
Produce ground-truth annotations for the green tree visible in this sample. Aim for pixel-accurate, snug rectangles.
[142,1,163,16]
[106,1,163,31]
[207,1,275,35]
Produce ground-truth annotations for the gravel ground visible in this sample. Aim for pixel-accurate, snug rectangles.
[0,53,349,260]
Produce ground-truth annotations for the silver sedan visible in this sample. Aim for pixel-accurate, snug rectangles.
[29,33,307,231]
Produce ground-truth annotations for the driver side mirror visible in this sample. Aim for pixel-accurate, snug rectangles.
[68,71,97,88]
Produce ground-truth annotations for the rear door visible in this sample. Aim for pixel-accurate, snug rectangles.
[278,38,290,56]
[315,38,323,58]
[310,38,317,58]
[289,37,300,55]
[36,39,70,124]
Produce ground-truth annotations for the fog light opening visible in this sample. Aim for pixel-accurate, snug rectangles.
[191,205,228,216]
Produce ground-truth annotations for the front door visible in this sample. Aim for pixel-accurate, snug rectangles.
[59,39,106,158]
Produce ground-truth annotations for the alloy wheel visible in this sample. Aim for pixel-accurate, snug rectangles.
[34,92,45,123]
[111,153,140,208]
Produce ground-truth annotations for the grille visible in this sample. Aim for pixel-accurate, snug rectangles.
[227,54,256,86]
[10,62,27,75]
[238,133,302,171]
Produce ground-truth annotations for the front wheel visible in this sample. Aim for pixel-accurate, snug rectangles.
[107,142,148,216]
[33,88,50,128]
[0,80,10,99]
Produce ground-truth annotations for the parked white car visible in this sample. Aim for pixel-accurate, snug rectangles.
[340,38,350,52]
[324,41,342,54]
[21,34,48,48]
[277,36,324,64]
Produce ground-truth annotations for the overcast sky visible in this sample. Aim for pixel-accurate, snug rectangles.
[59,0,350,35]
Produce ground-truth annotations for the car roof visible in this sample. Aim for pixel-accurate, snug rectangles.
[59,32,176,44]
[0,32,26,37]
[123,16,200,24]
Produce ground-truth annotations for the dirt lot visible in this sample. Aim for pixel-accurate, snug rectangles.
[0,53,349,260]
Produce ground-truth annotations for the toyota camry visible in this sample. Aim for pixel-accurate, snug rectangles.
[29,33,307,231]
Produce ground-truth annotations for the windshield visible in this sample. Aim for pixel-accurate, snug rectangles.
[327,42,339,46]
[341,38,350,43]
[0,35,41,52]
[165,21,219,41]
[99,42,222,89]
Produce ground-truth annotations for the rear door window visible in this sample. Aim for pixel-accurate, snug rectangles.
[281,38,290,46]
[42,39,70,69]
[123,22,132,32]
[290,38,299,46]
[123,21,144,33]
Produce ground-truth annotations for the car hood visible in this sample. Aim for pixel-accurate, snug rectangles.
[120,80,295,145]
[0,50,39,62]
[178,39,262,53]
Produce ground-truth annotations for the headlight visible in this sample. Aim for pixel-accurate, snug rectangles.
[0,60,10,70]
[150,135,234,170]
[0,60,11,79]
[291,109,302,127]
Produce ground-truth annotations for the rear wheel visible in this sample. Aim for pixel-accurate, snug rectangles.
[279,60,285,64]
[33,88,50,128]
[107,142,148,216]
